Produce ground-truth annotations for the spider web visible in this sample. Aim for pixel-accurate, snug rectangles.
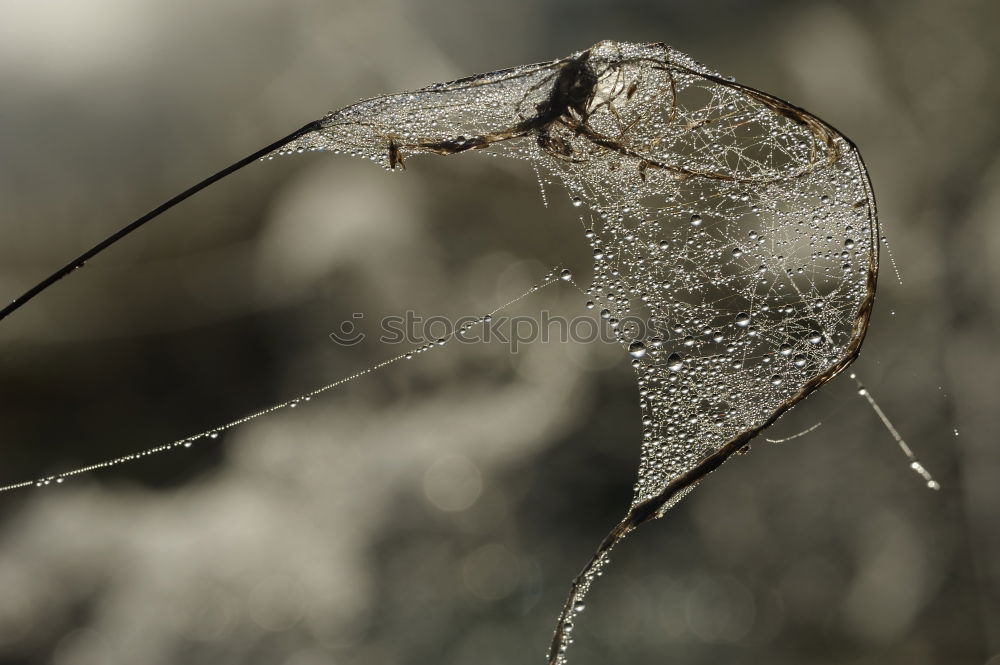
[1,40,878,664]
[272,40,878,663]
[275,40,877,515]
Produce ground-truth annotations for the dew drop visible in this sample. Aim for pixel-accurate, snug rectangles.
[628,341,647,358]
[666,353,683,371]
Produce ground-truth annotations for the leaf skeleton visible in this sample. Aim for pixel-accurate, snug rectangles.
[0,40,933,664]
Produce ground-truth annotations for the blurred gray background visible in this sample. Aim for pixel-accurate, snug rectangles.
[0,1,997,664]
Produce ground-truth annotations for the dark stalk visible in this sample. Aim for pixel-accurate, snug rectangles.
[0,120,322,324]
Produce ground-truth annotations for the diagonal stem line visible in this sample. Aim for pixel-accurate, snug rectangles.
[0,120,322,324]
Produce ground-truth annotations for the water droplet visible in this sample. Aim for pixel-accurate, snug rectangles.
[667,353,683,371]
[628,341,647,358]
[690,214,703,226]
[571,197,583,207]
[770,375,783,385]
[735,313,751,327]
[560,269,573,281]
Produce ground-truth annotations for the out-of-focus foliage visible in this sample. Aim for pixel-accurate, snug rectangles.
[0,2,997,665]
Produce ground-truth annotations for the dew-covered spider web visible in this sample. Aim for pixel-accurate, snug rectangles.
[272,40,878,511]
[2,40,915,665]
[268,40,880,663]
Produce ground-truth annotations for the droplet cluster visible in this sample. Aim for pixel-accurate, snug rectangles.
[267,41,877,665]
[269,44,873,513]
[526,43,874,665]
[486,42,877,508]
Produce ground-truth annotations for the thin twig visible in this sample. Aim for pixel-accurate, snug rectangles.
[0,121,322,324]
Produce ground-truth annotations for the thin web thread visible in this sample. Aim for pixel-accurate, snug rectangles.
[766,420,823,443]
[881,233,904,286]
[0,270,565,493]
[763,373,940,491]
[851,373,940,490]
